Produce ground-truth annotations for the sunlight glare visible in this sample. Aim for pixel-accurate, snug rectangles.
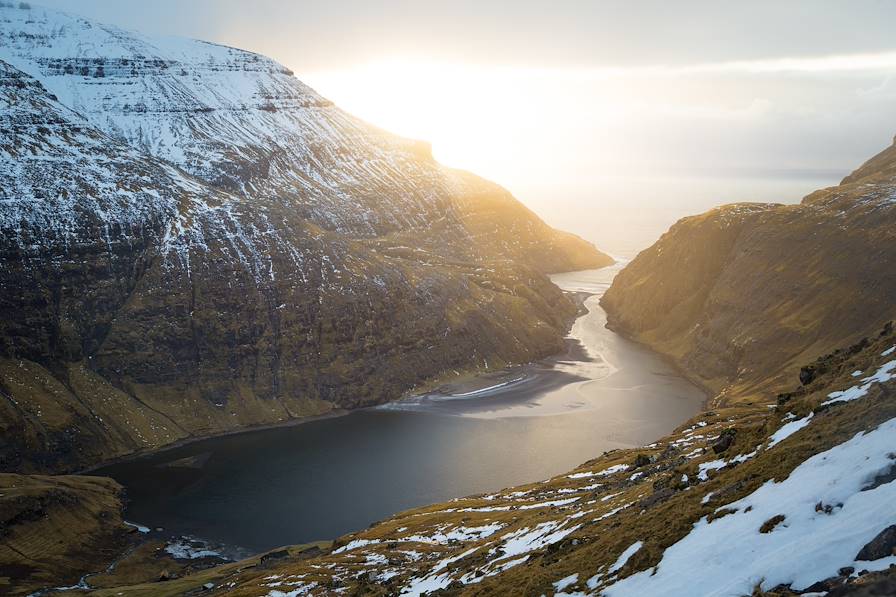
[303,59,621,187]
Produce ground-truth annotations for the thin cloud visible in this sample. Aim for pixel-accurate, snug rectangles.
[553,51,896,80]
[342,51,896,82]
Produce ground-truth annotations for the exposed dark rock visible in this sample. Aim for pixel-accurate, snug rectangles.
[639,488,675,510]
[777,392,795,405]
[827,567,896,596]
[759,514,786,534]
[861,464,896,492]
[633,454,652,468]
[856,526,896,561]
[707,507,738,523]
[815,502,837,515]
[799,366,818,386]
[711,428,737,454]
[803,576,845,593]
[294,545,324,561]
[258,548,291,568]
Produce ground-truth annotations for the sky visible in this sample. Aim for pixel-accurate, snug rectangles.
[35,1,896,255]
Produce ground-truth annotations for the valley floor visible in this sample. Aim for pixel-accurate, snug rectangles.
[151,321,895,597]
[1,266,709,594]
[7,290,895,597]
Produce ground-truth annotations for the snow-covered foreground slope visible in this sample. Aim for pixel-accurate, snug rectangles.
[128,323,896,597]
[604,418,896,596]
[0,2,611,474]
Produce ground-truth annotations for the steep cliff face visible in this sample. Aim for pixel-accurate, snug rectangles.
[0,5,609,474]
[600,140,896,401]
[0,3,609,273]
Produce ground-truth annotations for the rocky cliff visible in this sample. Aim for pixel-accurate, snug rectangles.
[28,138,892,597]
[600,140,896,402]
[0,2,610,475]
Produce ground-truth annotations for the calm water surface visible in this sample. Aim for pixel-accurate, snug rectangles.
[97,266,705,555]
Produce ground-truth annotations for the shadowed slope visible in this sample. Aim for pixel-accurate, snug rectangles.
[600,137,896,402]
[0,60,586,473]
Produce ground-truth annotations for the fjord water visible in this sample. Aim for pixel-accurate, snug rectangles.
[97,266,705,555]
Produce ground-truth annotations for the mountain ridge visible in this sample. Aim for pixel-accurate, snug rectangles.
[600,141,896,404]
[0,2,606,273]
[0,2,610,475]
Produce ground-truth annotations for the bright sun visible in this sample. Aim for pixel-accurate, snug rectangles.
[302,59,614,189]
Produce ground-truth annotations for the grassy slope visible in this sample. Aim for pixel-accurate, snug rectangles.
[79,322,894,597]
[0,474,129,595]
[600,140,896,404]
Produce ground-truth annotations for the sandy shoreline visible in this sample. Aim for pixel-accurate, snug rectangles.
[384,290,595,403]
[81,291,594,475]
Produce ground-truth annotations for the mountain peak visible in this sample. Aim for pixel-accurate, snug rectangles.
[0,3,609,477]
[840,134,896,186]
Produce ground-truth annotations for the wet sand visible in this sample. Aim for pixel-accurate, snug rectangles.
[381,264,705,421]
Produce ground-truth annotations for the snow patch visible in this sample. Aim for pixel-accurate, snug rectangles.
[554,573,579,591]
[568,464,628,480]
[824,360,896,406]
[602,417,896,596]
[768,413,814,448]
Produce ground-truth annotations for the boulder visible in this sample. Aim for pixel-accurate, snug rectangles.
[856,525,896,561]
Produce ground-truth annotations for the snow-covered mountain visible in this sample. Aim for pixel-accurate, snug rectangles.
[0,2,607,270]
[0,3,610,473]
[0,2,453,235]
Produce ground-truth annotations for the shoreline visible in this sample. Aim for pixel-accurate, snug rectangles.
[80,288,596,476]
[74,266,713,583]
[597,315,717,410]
[392,289,595,402]
[78,408,351,475]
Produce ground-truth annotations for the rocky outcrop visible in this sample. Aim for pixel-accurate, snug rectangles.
[0,473,129,595]
[855,525,896,561]
[600,140,896,400]
[0,3,610,474]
